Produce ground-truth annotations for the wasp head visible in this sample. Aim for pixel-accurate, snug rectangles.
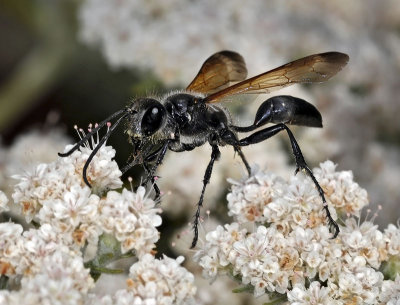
[126,98,167,142]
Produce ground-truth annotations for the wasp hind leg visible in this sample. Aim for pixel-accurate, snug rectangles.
[191,144,221,249]
[224,123,339,238]
[234,146,251,176]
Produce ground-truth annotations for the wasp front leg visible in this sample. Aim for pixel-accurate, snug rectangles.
[122,142,169,200]
[142,142,170,200]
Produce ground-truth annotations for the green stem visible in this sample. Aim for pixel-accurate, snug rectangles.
[263,294,288,305]
[0,275,9,290]
[90,266,124,274]
[232,285,254,294]
[119,252,136,259]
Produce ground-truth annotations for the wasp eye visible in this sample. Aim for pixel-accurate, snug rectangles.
[141,105,165,136]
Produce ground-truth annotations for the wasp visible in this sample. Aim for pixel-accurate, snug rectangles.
[59,50,349,248]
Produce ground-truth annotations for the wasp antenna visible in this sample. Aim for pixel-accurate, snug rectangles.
[58,109,127,157]
[82,111,129,187]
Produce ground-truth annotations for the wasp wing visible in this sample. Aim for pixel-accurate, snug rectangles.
[186,51,248,94]
[204,52,349,103]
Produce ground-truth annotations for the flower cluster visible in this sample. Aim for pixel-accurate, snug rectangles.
[12,142,121,221]
[0,223,75,277]
[0,221,94,304]
[1,127,400,304]
[227,170,285,224]
[0,250,93,305]
[194,161,400,303]
[99,187,161,256]
[10,140,120,250]
[0,129,71,199]
[379,275,400,305]
[314,161,369,216]
[9,138,163,255]
[0,134,193,304]
[86,254,196,305]
[0,222,23,276]
[126,254,196,304]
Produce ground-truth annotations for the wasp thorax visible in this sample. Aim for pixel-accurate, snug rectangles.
[128,98,167,138]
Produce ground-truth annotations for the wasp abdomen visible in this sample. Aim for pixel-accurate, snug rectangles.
[254,95,322,128]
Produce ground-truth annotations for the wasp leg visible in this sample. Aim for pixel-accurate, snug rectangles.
[234,146,251,175]
[121,144,165,199]
[141,141,170,198]
[191,144,221,249]
[142,162,161,200]
[219,129,251,175]
[237,123,339,238]
[121,144,164,175]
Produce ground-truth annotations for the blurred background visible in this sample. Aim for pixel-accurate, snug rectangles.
[0,0,399,301]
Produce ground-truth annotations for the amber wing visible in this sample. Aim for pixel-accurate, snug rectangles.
[186,51,248,95]
[204,52,349,103]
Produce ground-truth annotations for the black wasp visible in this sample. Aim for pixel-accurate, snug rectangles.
[59,50,349,248]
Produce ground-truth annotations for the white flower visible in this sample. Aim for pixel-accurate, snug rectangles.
[16,224,75,275]
[193,222,246,280]
[288,281,338,305]
[233,226,267,259]
[126,254,196,305]
[1,250,93,305]
[0,222,23,276]
[14,166,104,249]
[61,143,123,192]
[380,275,400,304]
[337,255,383,304]
[314,160,369,216]
[227,169,284,223]
[39,184,99,227]
[383,224,400,257]
[340,218,383,268]
[284,175,320,212]
[12,163,53,222]
[196,223,297,297]
[233,226,278,282]
[99,187,161,256]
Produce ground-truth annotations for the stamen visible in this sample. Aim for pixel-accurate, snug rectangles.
[128,177,133,191]
[370,205,382,223]
[95,123,99,146]
[74,125,81,140]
